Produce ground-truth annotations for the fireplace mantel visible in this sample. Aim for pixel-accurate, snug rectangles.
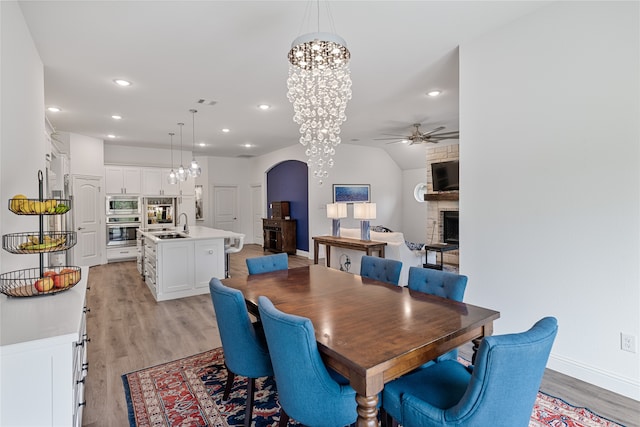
[425,192,459,201]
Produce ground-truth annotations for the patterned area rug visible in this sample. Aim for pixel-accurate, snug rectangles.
[122,348,626,427]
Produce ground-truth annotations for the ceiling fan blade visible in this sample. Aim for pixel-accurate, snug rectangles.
[431,131,459,136]
[375,137,410,141]
[421,126,446,136]
[378,133,413,137]
[385,140,409,145]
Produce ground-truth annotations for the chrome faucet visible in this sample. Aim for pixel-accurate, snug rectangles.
[178,212,189,234]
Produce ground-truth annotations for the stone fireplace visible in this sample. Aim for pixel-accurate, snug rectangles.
[426,144,459,266]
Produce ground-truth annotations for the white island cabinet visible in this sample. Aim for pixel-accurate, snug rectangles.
[0,267,90,427]
[139,226,237,301]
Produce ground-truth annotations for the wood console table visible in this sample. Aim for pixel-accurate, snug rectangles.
[313,235,387,267]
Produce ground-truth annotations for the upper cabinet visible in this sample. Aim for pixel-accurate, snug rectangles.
[141,167,194,197]
[141,168,179,197]
[105,166,141,194]
[106,165,195,197]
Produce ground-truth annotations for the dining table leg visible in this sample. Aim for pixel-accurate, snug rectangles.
[356,394,379,427]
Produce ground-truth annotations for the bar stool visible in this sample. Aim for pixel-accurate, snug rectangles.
[224,233,245,278]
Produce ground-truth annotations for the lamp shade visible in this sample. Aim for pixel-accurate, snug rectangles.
[353,203,376,220]
[327,203,347,219]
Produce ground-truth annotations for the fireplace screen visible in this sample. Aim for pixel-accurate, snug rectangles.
[443,211,459,244]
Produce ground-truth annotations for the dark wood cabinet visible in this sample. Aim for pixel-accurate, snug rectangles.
[263,218,296,255]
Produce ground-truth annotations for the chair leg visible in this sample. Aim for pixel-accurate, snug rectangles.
[279,407,290,427]
[223,368,235,401]
[244,377,256,427]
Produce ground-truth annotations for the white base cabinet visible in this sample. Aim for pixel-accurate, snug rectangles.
[0,267,89,427]
[144,238,224,301]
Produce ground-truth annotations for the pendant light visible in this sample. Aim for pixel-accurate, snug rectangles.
[188,109,201,178]
[176,122,188,182]
[167,132,178,184]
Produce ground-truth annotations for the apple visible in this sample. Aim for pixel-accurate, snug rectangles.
[53,274,65,289]
[34,277,54,292]
[59,268,79,287]
[43,270,57,278]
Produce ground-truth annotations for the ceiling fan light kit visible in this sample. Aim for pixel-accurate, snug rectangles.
[287,1,352,185]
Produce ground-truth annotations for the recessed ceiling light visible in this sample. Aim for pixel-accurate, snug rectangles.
[257,104,270,110]
[47,107,61,112]
[427,90,441,97]
[222,128,230,133]
[243,143,252,148]
[113,79,132,87]
[111,115,122,120]
[107,134,116,139]
[198,142,206,147]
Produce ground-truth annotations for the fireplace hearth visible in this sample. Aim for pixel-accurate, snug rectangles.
[443,211,459,244]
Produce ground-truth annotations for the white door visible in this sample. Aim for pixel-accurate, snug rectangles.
[251,185,263,245]
[72,176,102,266]
[213,185,238,232]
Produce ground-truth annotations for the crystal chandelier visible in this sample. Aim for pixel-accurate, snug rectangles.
[188,109,201,178]
[167,132,178,184]
[176,122,188,182]
[287,4,352,185]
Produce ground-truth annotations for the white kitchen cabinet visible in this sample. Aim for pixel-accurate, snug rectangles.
[140,230,225,301]
[0,267,89,427]
[194,239,223,289]
[106,245,137,262]
[141,167,180,197]
[105,166,141,194]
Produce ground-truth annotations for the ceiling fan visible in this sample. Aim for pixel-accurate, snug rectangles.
[375,123,459,145]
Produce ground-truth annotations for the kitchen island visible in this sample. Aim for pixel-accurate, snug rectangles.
[138,226,241,302]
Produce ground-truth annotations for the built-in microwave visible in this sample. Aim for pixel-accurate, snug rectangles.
[106,195,141,216]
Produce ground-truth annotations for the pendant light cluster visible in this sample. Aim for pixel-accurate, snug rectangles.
[166,110,201,184]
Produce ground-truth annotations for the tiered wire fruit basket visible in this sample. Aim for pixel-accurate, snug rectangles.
[0,170,80,297]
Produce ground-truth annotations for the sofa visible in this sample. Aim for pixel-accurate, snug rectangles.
[329,227,435,286]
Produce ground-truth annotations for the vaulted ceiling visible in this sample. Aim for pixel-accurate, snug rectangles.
[19,1,546,170]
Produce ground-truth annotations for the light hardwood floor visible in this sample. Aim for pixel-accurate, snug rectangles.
[82,245,639,426]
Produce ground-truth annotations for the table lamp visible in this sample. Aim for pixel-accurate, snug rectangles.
[353,202,376,241]
[326,203,347,237]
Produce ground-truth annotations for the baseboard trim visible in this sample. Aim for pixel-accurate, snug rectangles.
[548,353,640,401]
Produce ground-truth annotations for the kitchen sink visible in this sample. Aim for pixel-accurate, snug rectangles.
[153,232,189,240]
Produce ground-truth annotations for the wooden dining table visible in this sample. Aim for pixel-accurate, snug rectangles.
[222,265,500,427]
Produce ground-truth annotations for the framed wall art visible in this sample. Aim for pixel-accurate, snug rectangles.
[333,184,370,203]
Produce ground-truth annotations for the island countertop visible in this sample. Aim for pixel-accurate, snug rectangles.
[139,225,242,243]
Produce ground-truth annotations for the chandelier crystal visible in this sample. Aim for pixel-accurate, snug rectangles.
[176,122,188,182]
[167,132,178,185]
[287,31,352,185]
[188,109,201,178]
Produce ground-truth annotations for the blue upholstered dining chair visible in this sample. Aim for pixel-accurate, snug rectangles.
[360,255,403,286]
[382,317,558,427]
[407,266,468,362]
[245,252,288,275]
[208,278,274,427]
[407,266,467,302]
[257,296,358,427]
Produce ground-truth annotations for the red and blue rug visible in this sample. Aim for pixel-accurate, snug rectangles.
[122,347,626,427]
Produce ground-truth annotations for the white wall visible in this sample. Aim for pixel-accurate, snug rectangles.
[402,168,428,243]
[68,133,104,176]
[104,144,189,168]
[0,1,47,274]
[460,1,639,399]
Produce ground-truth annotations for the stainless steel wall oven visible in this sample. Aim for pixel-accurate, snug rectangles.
[106,216,141,247]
